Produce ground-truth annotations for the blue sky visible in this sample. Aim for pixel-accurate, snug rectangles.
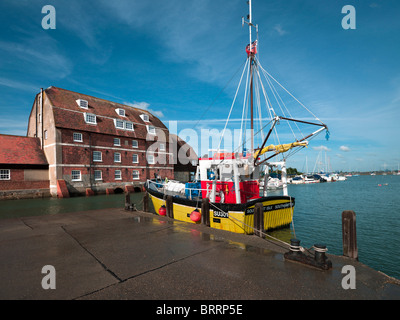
[0,0,399,172]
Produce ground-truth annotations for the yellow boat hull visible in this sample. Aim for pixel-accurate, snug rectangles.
[148,191,294,235]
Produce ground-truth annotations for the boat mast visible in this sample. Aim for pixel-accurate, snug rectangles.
[248,0,254,154]
[243,0,258,155]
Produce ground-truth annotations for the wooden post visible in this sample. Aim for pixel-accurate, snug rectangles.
[143,192,149,212]
[201,198,210,227]
[254,202,264,238]
[342,210,358,260]
[166,195,174,218]
[124,192,131,210]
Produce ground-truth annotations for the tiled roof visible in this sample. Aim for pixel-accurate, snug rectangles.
[0,135,48,165]
[45,86,168,139]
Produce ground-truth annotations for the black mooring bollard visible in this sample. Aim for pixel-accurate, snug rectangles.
[314,244,328,264]
[284,239,332,270]
[289,238,301,255]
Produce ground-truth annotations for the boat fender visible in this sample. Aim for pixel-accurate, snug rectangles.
[190,209,201,222]
[159,205,167,216]
[219,190,225,204]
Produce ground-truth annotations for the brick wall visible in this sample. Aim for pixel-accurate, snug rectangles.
[0,169,49,191]
[60,129,174,185]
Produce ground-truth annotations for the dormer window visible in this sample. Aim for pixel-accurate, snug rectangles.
[140,114,150,122]
[125,121,134,131]
[84,113,97,124]
[114,119,134,131]
[146,125,156,135]
[114,119,124,129]
[76,99,88,109]
[115,108,126,117]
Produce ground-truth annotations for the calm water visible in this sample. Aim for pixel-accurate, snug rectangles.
[0,175,399,280]
[276,174,400,280]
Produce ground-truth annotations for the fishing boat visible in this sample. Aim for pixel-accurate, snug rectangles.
[145,0,329,234]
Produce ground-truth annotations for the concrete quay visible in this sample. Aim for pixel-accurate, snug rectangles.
[0,208,399,300]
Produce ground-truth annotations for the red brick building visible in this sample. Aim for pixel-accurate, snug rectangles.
[0,134,49,199]
[26,86,177,197]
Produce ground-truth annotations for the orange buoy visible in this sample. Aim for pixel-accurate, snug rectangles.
[190,209,201,222]
[159,205,167,216]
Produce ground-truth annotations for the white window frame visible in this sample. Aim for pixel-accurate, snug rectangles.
[132,154,139,163]
[93,151,102,162]
[114,152,121,163]
[0,169,10,180]
[147,154,155,164]
[132,170,140,180]
[113,138,121,146]
[140,114,150,122]
[125,121,134,131]
[76,99,88,109]
[146,125,156,135]
[159,143,165,151]
[115,170,122,180]
[114,119,124,129]
[71,170,81,181]
[73,132,83,142]
[116,108,126,117]
[84,113,97,124]
[132,140,138,148]
[94,170,102,181]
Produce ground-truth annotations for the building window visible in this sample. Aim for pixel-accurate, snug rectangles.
[132,154,138,163]
[73,132,83,142]
[114,119,124,129]
[133,170,140,180]
[125,121,134,131]
[146,125,156,135]
[84,113,97,124]
[94,170,102,181]
[140,114,150,122]
[93,151,102,162]
[114,152,121,163]
[113,138,120,146]
[76,99,88,109]
[132,140,138,148]
[159,143,165,151]
[0,169,10,180]
[147,154,155,164]
[44,130,48,140]
[115,170,122,180]
[71,170,81,181]
[116,108,125,117]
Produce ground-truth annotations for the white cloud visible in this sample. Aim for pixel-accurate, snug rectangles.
[0,77,37,92]
[124,101,164,118]
[313,145,331,151]
[0,35,72,79]
[273,24,288,36]
[340,146,351,152]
